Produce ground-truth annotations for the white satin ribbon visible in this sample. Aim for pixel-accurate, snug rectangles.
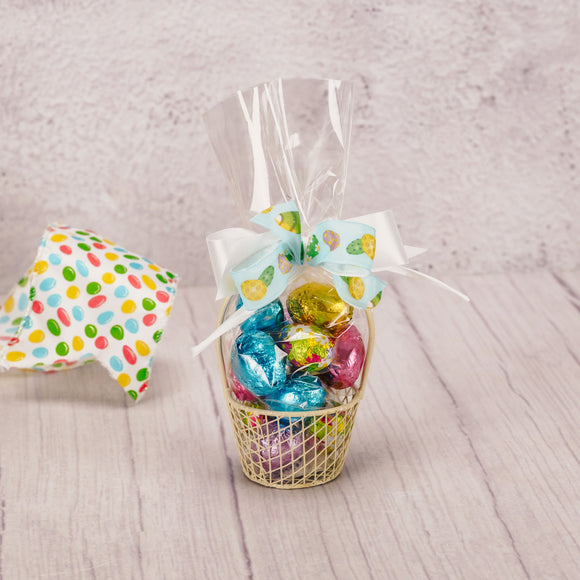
[191,305,252,358]
[207,229,278,300]
[205,209,469,303]
[193,209,468,358]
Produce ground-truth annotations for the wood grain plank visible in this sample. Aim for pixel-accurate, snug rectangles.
[229,279,531,580]
[1,274,579,579]
[391,271,580,578]
[133,286,251,579]
[0,365,144,579]
[0,287,249,579]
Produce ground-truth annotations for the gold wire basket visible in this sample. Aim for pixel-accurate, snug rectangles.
[216,297,375,489]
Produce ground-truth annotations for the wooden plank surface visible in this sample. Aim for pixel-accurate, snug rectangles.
[1,272,579,579]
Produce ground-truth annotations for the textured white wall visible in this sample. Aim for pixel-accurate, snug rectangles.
[1,0,579,293]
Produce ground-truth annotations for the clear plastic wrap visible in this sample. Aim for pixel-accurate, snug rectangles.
[199,78,468,487]
[219,268,372,409]
[204,78,353,233]
[204,79,375,488]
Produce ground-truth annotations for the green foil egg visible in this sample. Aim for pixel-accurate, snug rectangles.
[276,322,334,372]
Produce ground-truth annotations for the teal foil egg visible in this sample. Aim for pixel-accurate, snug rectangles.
[265,374,327,414]
[231,331,287,397]
[239,298,285,333]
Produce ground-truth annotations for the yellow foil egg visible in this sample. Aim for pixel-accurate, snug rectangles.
[286,282,353,336]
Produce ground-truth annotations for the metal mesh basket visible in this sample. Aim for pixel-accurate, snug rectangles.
[216,298,374,489]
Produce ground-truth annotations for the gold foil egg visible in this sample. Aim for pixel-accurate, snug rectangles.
[286,282,353,336]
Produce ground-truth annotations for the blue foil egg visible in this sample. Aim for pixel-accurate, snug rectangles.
[231,331,287,397]
[265,374,327,414]
[238,298,285,333]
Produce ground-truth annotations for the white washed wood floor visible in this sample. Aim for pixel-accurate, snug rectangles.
[1,272,579,579]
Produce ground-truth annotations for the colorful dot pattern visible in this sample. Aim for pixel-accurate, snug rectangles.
[0,225,179,402]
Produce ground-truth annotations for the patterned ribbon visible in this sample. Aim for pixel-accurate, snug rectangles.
[191,201,469,357]
[231,201,386,310]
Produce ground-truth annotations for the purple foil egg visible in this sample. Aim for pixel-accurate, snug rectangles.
[251,421,316,481]
[322,324,365,389]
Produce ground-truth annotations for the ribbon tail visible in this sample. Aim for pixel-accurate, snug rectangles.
[403,245,426,261]
[191,305,252,358]
[386,265,470,302]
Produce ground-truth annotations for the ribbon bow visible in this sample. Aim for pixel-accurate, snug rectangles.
[230,200,386,310]
[191,202,468,357]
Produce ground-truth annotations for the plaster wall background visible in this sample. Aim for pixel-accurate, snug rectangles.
[1,0,579,292]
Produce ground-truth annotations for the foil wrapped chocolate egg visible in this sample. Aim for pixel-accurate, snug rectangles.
[276,322,334,372]
[231,331,287,397]
[240,400,267,428]
[321,324,365,389]
[229,370,258,402]
[250,420,316,481]
[308,412,349,451]
[265,374,327,414]
[238,298,284,333]
[287,281,353,336]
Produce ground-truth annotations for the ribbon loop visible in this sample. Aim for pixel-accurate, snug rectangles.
[206,228,278,300]
[333,274,386,310]
[306,219,376,277]
[347,210,409,269]
[194,201,469,357]
[205,201,469,317]
[232,240,296,311]
[250,201,302,262]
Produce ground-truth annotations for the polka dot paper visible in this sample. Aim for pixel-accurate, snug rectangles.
[0,225,179,402]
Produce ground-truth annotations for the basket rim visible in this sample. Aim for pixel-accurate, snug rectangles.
[225,388,363,417]
[216,295,375,418]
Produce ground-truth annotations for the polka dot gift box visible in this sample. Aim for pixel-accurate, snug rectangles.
[0,225,179,401]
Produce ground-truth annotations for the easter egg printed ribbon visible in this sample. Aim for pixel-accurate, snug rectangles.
[0,225,179,402]
[235,201,387,310]
[191,201,468,357]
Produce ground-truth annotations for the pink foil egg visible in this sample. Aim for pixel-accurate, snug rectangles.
[322,324,365,389]
[230,370,258,403]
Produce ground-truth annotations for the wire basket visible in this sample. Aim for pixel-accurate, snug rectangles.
[216,297,374,489]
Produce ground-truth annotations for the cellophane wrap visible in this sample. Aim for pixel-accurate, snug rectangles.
[205,79,373,488]
[204,78,353,233]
